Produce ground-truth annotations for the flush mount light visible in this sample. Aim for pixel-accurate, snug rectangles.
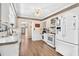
[34,8,42,17]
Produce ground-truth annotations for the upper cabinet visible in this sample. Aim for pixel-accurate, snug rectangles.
[50,18,56,28]
[42,21,46,28]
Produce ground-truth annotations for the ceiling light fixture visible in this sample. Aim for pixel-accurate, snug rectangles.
[34,8,42,17]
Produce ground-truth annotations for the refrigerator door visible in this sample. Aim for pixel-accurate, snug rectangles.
[56,39,78,56]
[61,15,78,44]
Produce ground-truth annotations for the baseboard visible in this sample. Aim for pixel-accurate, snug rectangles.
[32,39,42,41]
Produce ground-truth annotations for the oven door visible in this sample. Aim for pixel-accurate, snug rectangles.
[48,34,55,47]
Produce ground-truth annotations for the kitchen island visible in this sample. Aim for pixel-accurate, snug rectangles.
[0,34,20,56]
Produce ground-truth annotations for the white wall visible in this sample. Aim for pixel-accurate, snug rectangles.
[1,3,9,23]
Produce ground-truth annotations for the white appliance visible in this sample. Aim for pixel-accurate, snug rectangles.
[47,34,55,48]
[42,33,55,48]
[56,15,79,56]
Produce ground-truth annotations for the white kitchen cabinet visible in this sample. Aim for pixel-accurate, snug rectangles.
[56,39,78,56]
[1,31,21,56]
[32,31,42,41]
[43,33,48,42]
[0,35,20,56]
[56,35,77,55]
[0,43,19,56]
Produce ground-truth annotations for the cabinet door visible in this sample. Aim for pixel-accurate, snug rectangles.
[43,33,48,42]
[0,44,19,56]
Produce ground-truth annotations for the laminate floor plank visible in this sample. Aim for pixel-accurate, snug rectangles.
[20,35,62,56]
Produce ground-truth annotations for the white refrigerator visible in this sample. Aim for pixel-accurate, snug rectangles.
[56,15,79,56]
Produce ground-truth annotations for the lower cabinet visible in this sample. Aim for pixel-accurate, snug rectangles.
[0,43,19,56]
[42,33,48,42]
[56,39,78,56]
[32,31,42,41]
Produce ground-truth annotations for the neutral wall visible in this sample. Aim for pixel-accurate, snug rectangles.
[1,3,9,23]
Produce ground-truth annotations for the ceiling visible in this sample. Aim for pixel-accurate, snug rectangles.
[14,3,73,20]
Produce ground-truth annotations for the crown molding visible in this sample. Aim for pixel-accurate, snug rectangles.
[17,16,41,21]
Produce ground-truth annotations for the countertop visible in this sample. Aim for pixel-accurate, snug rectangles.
[0,35,18,46]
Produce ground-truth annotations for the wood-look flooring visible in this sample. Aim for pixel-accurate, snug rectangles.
[20,35,62,56]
